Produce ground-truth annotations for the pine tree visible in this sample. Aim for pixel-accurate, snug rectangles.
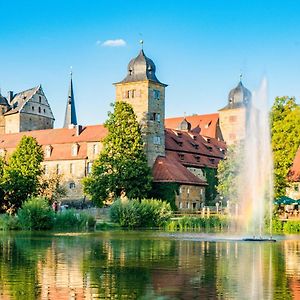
[271,96,300,198]
[1,136,44,213]
[83,102,152,207]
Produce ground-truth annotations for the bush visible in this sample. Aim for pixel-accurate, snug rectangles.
[17,197,55,230]
[165,216,229,232]
[109,198,172,228]
[54,209,96,230]
[0,214,20,230]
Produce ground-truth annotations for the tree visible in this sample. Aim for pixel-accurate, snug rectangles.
[83,101,152,207]
[38,172,67,203]
[1,136,44,213]
[216,144,242,203]
[271,96,300,198]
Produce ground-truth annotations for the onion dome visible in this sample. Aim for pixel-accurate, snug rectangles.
[117,49,166,85]
[220,81,252,111]
[177,117,192,131]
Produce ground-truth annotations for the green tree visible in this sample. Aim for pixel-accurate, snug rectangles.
[216,144,242,203]
[1,136,44,213]
[83,102,152,207]
[271,96,300,198]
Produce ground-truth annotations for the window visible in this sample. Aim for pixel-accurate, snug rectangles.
[153,136,161,145]
[38,107,41,113]
[153,89,160,100]
[70,163,75,174]
[295,185,299,192]
[69,182,76,189]
[87,162,93,174]
[229,115,237,122]
[72,143,79,156]
[93,144,99,155]
[195,155,200,162]
[39,96,42,103]
[32,106,34,111]
[149,112,161,122]
[56,164,61,174]
[178,153,184,161]
[44,165,48,174]
[43,109,46,113]
[45,145,52,158]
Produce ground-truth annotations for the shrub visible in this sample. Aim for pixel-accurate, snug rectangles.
[110,198,172,228]
[0,214,20,230]
[17,197,55,230]
[54,209,96,230]
[165,216,229,232]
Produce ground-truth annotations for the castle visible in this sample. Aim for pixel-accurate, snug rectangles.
[0,49,252,209]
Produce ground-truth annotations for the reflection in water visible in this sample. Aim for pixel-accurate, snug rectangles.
[0,232,299,299]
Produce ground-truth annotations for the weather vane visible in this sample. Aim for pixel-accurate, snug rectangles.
[239,72,243,82]
[139,39,144,49]
[70,66,73,78]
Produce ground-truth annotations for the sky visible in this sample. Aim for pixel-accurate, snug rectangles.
[0,0,300,127]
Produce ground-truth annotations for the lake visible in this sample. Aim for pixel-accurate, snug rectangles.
[0,231,299,299]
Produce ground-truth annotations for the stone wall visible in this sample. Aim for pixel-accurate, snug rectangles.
[219,107,246,145]
[175,184,205,210]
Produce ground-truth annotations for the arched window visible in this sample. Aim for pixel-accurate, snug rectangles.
[69,182,76,189]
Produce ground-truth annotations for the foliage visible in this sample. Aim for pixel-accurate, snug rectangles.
[0,214,20,230]
[83,102,152,207]
[1,136,44,213]
[109,198,172,228]
[38,171,67,202]
[165,216,229,232]
[270,96,300,198]
[203,167,218,205]
[149,182,179,210]
[17,197,54,230]
[54,209,96,230]
[216,144,243,203]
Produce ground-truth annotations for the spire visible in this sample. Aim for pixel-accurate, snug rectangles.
[63,70,77,128]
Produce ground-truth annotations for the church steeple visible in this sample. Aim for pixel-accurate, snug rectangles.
[63,71,77,128]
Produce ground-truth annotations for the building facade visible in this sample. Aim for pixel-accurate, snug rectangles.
[0,49,256,210]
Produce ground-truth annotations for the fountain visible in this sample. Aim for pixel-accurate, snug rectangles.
[237,78,276,242]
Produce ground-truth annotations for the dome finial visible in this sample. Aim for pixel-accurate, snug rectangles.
[239,72,243,82]
[139,39,144,49]
[70,66,73,79]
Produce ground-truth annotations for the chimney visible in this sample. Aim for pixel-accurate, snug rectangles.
[7,91,14,102]
[76,124,82,136]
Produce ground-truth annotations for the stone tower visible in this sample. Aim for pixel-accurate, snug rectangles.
[63,72,77,128]
[219,80,252,145]
[114,49,167,167]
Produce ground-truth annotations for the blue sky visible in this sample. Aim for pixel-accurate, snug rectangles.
[0,0,300,127]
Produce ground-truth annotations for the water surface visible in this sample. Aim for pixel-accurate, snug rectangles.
[0,231,299,299]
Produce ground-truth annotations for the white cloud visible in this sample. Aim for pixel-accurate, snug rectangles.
[101,39,126,47]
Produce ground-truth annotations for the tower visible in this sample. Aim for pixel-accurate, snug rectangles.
[114,49,167,166]
[63,72,77,128]
[219,80,252,145]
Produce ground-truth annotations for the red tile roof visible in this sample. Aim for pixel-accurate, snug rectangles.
[165,113,221,139]
[0,125,107,148]
[0,125,107,161]
[152,155,207,186]
[165,128,226,169]
[289,147,300,181]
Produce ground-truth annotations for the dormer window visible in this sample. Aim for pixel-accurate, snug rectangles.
[45,145,53,158]
[72,143,79,156]
[209,158,215,163]
[195,155,200,162]
[178,153,184,161]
